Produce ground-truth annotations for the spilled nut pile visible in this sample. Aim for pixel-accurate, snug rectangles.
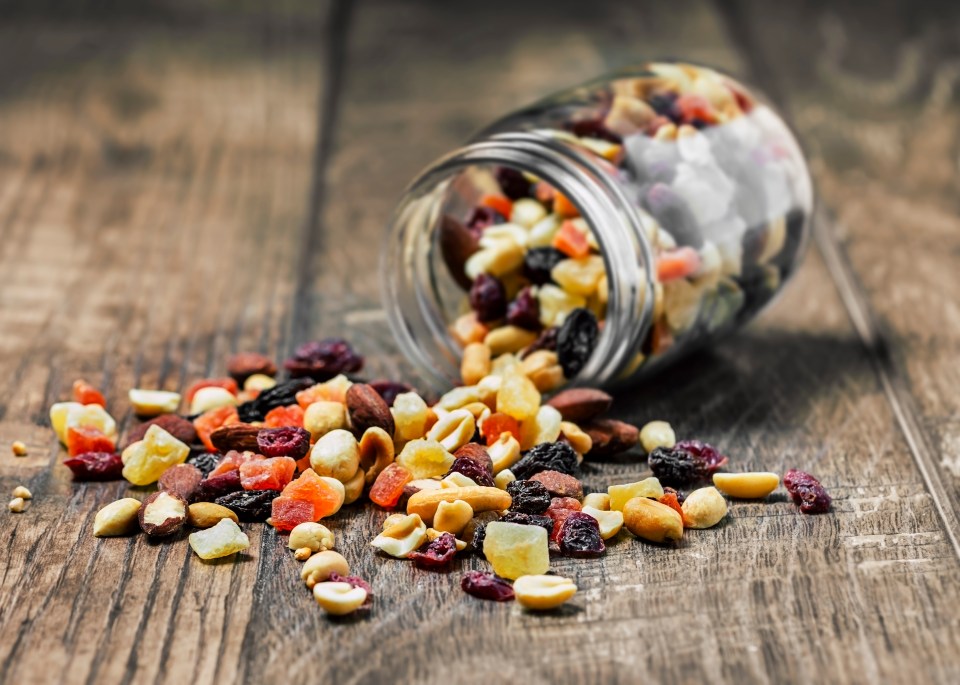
[21,337,831,616]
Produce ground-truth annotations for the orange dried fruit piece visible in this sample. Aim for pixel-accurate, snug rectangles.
[65,426,116,457]
[281,468,343,519]
[479,194,513,219]
[264,404,305,429]
[72,379,106,407]
[656,247,701,282]
[239,456,296,491]
[369,463,413,509]
[481,412,520,445]
[185,378,238,403]
[194,405,240,452]
[552,220,590,258]
[553,192,580,219]
[209,450,264,478]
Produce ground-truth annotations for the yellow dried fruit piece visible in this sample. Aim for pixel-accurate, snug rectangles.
[622,497,683,543]
[497,374,541,422]
[128,389,181,417]
[538,284,586,327]
[681,487,728,529]
[712,472,779,499]
[396,439,455,480]
[608,477,664,512]
[51,402,118,444]
[514,575,578,610]
[461,342,492,386]
[550,255,606,297]
[392,391,429,441]
[121,425,190,486]
[518,405,563,450]
[483,521,549,580]
[93,498,142,537]
[188,518,250,560]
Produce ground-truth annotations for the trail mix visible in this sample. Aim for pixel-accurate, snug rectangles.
[33,337,830,616]
[440,61,808,387]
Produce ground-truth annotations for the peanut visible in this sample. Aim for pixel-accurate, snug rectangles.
[494,468,516,490]
[128,389,181,417]
[433,500,473,536]
[426,409,475,452]
[243,374,277,393]
[681,487,728,529]
[461,342,492,386]
[288,522,335,553]
[294,547,313,561]
[712,472,779,499]
[519,405,563,450]
[189,386,237,415]
[313,581,368,615]
[12,486,31,500]
[301,550,350,588]
[406,486,512,524]
[582,492,610,511]
[441,472,478,489]
[371,513,427,558]
[513,575,578,610]
[622,497,683,543]
[487,433,521,474]
[559,421,593,457]
[582,505,624,540]
[639,420,676,454]
[358,427,394,484]
[342,467,365,505]
[93,498,143,536]
[8,497,26,513]
[484,326,538,357]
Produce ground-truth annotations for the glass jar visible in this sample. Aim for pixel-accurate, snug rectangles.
[383,61,813,391]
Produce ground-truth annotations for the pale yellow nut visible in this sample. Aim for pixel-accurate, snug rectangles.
[313,581,367,616]
[294,547,313,561]
[189,386,238,415]
[484,326,538,357]
[510,198,548,228]
[243,373,277,393]
[640,420,676,454]
[464,242,524,280]
[11,441,28,457]
[432,500,473,536]
[582,493,610,511]
[603,94,656,137]
[494,469,517,490]
[358,427,394,485]
[450,312,488,347]
[288,522,335,553]
[608,478,664,512]
[310,429,360,483]
[597,274,609,306]
[303,401,348,441]
[406,486,512,525]
[425,528,468,551]
[528,214,561,248]
[317,477,346,516]
[381,513,408,530]
[381,513,424,539]
[371,516,427,558]
[527,364,565,393]
[550,255,606,297]
[663,279,702,333]
[559,422,593,457]
[342,467,365,505]
[392,391,429,442]
[519,405,563,450]
[458,402,492,423]
[426,409,475,452]
[441,472,478,489]
[301,550,350,589]
[8,497,25,513]
[681,487,728,529]
[520,350,557,380]
[514,575,578,610]
[93,498,142,536]
[712,472,779,499]
[476,375,501,408]
[128,389,181,417]
[461,342,492,386]
[497,373,541,422]
[12,486,31,500]
[582,505,624,540]
[538,284,586,328]
[622,497,683,543]
[488,433,521,474]
[480,223,528,250]
[436,386,483,412]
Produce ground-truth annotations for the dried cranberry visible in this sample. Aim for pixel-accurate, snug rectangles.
[368,379,414,407]
[446,457,495,487]
[215,489,279,521]
[674,440,728,473]
[469,273,507,322]
[558,511,605,557]
[512,442,579,480]
[283,339,364,381]
[506,287,541,331]
[257,427,311,459]
[649,441,727,488]
[783,469,832,514]
[63,452,123,481]
[546,507,580,544]
[194,469,243,502]
[520,327,559,359]
[466,206,505,234]
[499,511,554,535]
[494,167,532,200]
[409,532,458,571]
[328,572,373,603]
[461,571,514,601]
[557,308,599,378]
[237,378,315,422]
[523,247,566,285]
[453,443,494,475]
[506,479,551,514]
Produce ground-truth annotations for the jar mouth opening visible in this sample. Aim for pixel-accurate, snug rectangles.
[382,132,656,392]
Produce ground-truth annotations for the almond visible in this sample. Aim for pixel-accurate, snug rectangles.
[346,383,395,437]
[158,463,203,501]
[210,423,260,453]
[227,352,277,383]
[582,418,639,457]
[138,491,188,537]
[187,501,239,529]
[439,215,479,291]
[545,388,613,421]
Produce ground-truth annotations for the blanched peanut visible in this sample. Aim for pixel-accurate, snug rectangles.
[582,493,610,511]
[559,422,592,458]
[433,500,473,535]
[304,401,348,441]
[623,497,683,543]
[639,420,676,454]
[243,374,276,393]
[93,498,143,536]
[426,409,475,452]
[450,312,489,347]
[494,469,516,490]
[488,433,521,474]
[437,386,484,411]
[313,581,368,615]
[310,429,360,482]
[582,505,624,540]
[359,427,394,484]
[441,472,478,489]
[518,405,562,450]
[301,550,349,588]
[712,472,779,499]
[8,497,26,513]
[461,343,492,386]
[484,326,538,357]
[519,350,557,380]
[294,547,312,561]
[681,487,728,529]
[12,486,31,500]
[342,467,365,505]
[513,575,578,610]
[371,513,427,558]
[288,522,335,553]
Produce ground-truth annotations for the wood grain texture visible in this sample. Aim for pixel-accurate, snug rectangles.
[1,1,959,684]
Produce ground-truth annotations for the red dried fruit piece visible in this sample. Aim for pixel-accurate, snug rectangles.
[66,426,116,457]
[409,532,458,572]
[263,404,304,429]
[676,93,718,125]
[194,469,243,502]
[270,497,316,532]
[72,379,106,407]
[547,497,582,513]
[194,405,240,452]
[461,571,514,602]
[557,510,605,558]
[226,352,277,383]
[506,286,541,331]
[280,469,343,518]
[239,456,296,491]
[369,463,413,509]
[123,414,198,450]
[63,452,123,481]
[158,463,203,501]
[481,413,520,445]
[545,506,580,544]
[185,378,239,403]
[209,450,264,478]
[284,338,364,380]
[257,427,311,459]
[783,469,832,515]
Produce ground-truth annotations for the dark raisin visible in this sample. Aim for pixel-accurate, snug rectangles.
[673,440,728,473]
[557,308,599,378]
[446,457,495,487]
[494,166,532,200]
[783,469,832,514]
[194,469,243,502]
[237,378,315,422]
[461,571,514,601]
[558,511,605,558]
[567,116,622,143]
[368,379,414,407]
[523,247,566,285]
[283,339,364,381]
[649,441,728,488]
[327,572,373,604]
[466,206,505,234]
[188,452,221,478]
[257,427,311,459]
[214,489,279,521]
[63,452,123,481]
[499,511,554,535]
[506,287,541,331]
[408,532,458,571]
[520,326,558,359]
[648,91,682,122]
[512,441,579,480]
[469,273,507,322]
[506,479,552,514]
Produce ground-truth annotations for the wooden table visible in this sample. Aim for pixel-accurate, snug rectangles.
[2,1,959,683]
